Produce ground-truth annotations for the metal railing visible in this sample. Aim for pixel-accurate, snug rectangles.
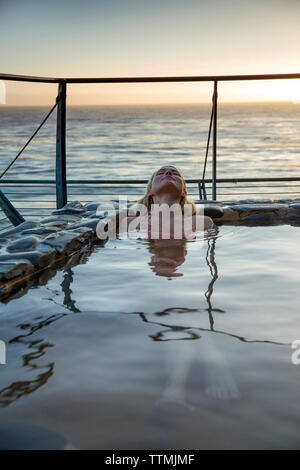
[0,72,300,227]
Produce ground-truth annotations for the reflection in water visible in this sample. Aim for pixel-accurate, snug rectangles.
[0,268,79,407]
[145,227,240,403]
[204,233,223,330]
[61,268,81,314]
[142,228,288,408]
[146,226,221,335]
[0,322,57,407]
[0,229,289,415]
[147,239,187,278]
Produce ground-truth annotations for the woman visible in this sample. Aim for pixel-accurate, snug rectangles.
[97,165,214,240]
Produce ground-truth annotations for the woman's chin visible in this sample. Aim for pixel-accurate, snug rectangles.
[156,181,182,195]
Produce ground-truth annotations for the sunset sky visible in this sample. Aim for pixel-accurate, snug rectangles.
[1,0,300,105]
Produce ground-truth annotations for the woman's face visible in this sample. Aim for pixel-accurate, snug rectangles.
[148,166,186,198]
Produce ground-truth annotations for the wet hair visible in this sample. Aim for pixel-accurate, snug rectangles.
[137,165,197,215]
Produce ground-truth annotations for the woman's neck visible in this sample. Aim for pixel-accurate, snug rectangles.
[151,194,182,207]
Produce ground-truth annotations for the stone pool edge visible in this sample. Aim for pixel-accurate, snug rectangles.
[1,198,300,300]
[0,201,104,299]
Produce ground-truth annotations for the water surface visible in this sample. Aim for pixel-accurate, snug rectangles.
[1,224,300,449]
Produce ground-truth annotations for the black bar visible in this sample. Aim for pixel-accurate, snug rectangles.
[56,82,67,208]
[64,73,300,84]
[0,189,25,226]
[1,72,300,84]
[0,73,61,83]
[212,81,218,200]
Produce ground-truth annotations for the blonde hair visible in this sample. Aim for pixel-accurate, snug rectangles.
[137,165,197,215]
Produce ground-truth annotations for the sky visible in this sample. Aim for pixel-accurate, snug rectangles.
[0,0,300,105]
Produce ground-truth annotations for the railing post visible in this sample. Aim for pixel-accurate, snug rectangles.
[0,189,25,226]
[56,81,67,208]
[212,80,218,201]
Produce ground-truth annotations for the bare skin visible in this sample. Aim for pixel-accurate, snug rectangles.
[144,166,213,232]
[97,166,214,238]
[96,167,240,406]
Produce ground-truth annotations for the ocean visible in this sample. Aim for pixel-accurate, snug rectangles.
[0,102,300,209]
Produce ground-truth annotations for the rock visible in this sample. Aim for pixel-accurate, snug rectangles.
[277,199,293,204]
[35,242,58,254]
[241,213,280,225]
[0,221,40,239]
[6,236,41,253]
[230,203,287,212]
[38,230,93,255]
[51,200,85,216]
[83,203,100,212]
[65,218,99,232]
[37,231,75,254]
[0,259,34,281]
[36,267,57,286]
[283,211,300,226]
[203,206,224,219]
[0,285,8,296]
[217,207,240,221]
[1,285,31,302]
[51,208,85,216]
[0,250,55,268]
[20,227,60,236]
[40,215,81,224]
[233,199,274,205]
[288,203,300,212]
[69,226,94,236]
[229,203,288,218]
[43,220,68,228]
[81,211,97,218]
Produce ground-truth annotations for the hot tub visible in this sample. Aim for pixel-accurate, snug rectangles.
[1,224,300,449]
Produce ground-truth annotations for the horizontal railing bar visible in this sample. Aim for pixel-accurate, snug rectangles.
[0,73,62,83]
[7,190,300,197]
[2,186,300,195]
[1,177,300,184]
[2,187,300,195]
[200,192,300,195]
[9,193,300,204]
[14,211,53,213]
[61,185,300,189]
[1,73,300,84]
[210,194,300,197]
[4,188,300,194]
[65,73,300,84]
[12,211,55,213]
[15,216,61,219]
[65,185,300,190]
[210,191,300,194]
[12,206,56,207]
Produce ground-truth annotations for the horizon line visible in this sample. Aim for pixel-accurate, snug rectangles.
[2,99,300,108]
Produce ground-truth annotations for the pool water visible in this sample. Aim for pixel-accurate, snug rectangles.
[1,224,300,449]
